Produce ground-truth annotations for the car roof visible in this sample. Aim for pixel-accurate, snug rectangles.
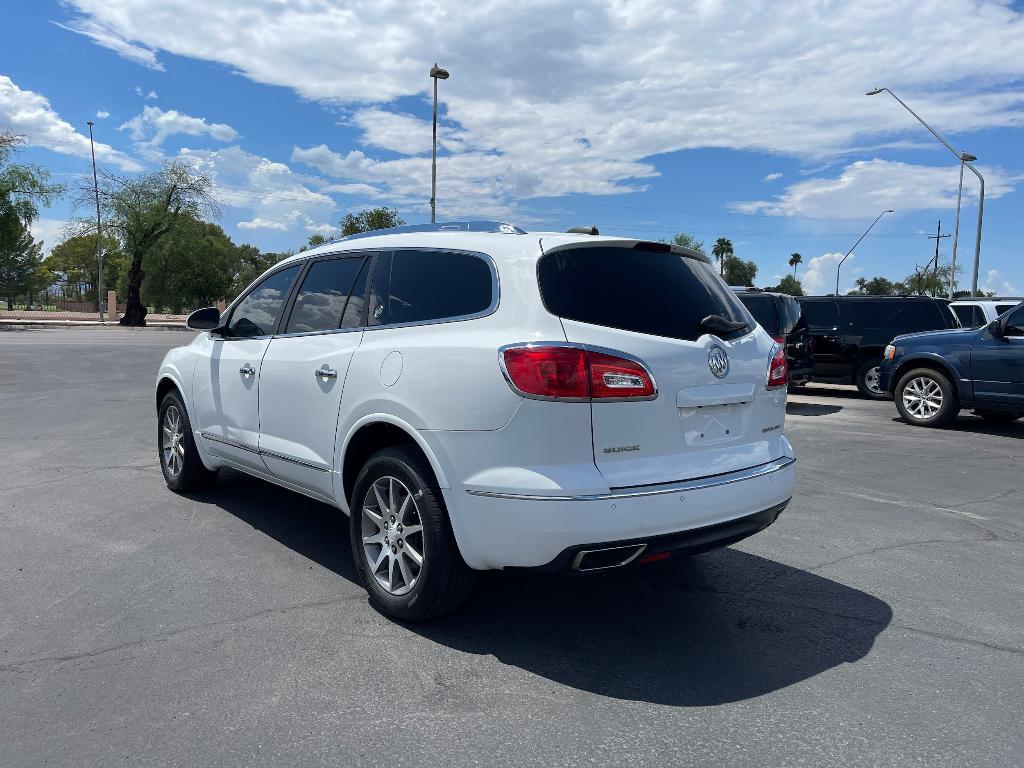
[799,295,948,302]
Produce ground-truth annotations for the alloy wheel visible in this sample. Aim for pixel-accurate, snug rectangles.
[864,366,882,394]
[161,405,185,477]
[360,476,425,596]
[902,376,943,420]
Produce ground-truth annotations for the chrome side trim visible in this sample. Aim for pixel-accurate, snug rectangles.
[200,432,260,454]
[465,456,795,501]
[200,432,330,472]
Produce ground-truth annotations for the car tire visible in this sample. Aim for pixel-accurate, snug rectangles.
[349,446,475,621]
[894,368,960,428]
[855,358,887,400]
[158,391,218,492]
[973,409,1022,423]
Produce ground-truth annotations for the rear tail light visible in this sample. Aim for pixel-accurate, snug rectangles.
[501,345,655,401]
[766,343,788,389]
[772,336,785,344]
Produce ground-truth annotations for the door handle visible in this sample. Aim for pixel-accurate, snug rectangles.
[239,363,255,377]
[315,364,338,381]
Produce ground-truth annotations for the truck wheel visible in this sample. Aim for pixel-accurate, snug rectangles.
[895,368,959,428]
[349,446,475,621]
[855,359,887,400]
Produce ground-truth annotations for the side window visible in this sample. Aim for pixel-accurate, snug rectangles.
[285,256,367,334]
[385,249,493,325]
[995,304,1017,317]
[341,258,370,329]
[894,301,945,331]
[800,300,839,329]
[367,251,392,326]
[228,264,301,338]
[1004,306,1024,337]
[739,295,778,336]
[850,300,899,328]
[953,305,984,328]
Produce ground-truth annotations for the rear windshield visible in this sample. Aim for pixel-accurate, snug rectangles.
[738,294,779,335]
[537,245,749,341]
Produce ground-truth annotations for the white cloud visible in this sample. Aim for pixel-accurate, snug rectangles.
[29,217,68,255]
[147,90,158,100]
[54,18,164,71]
[0,75,142,172]
[57,0,1024,216]
[120,106,237,147]
[178,145,335,235]
[133,87,158,99]
[802,252,854,296]
[732,159,1021,219]
[95,110,110,119]
[983,269,1020,296]
[764,172,783,181]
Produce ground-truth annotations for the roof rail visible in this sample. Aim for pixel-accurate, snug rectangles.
[340,221,526,241]
[567,225,599,235]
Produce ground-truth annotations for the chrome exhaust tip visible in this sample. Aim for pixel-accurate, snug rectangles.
[572,544,647,572]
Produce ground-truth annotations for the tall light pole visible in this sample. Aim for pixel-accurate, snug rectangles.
[428,63,449,224]
[836,209,893,296]
[86,121,105,321]
[949,151,976,299]
[866,87,984,296]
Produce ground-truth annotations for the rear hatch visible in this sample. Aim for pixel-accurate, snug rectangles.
[537,240,789,489]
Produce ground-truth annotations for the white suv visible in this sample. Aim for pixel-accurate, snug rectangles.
[950,298,1023,328]
[156,222,796,620]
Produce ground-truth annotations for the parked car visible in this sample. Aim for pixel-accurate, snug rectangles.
[879,301,1024,427]
[732,288,814,385]
[797,295,959,399]
[949,297,1023,328]
[156,222,796,620]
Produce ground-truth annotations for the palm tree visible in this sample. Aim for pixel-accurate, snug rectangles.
[712,238,733,277]
[788,252,802,276]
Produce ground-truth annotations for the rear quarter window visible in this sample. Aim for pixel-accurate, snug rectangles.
[537,246,749,342]
[738,295,779,336]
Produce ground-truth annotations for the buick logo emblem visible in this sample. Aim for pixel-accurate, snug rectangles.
[708,345,729,379]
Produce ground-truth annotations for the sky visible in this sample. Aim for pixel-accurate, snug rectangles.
[2,0,1023,296]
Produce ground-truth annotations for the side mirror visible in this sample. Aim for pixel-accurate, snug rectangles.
[186,306,221,331]
[987,319,1003,338]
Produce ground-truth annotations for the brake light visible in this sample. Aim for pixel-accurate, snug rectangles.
[766,343,788,389]
[772,336,785,344]
[501,345,655,401]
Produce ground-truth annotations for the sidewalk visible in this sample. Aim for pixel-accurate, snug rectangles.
[0,309,188,329]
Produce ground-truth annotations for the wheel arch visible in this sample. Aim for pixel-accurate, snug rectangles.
[891,354,958,393]
[339,415,451,515]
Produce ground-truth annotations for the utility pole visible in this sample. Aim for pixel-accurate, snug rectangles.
[926,219,950,274]
[86,121,104,321]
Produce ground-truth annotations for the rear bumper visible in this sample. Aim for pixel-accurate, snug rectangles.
[442,456,796,569]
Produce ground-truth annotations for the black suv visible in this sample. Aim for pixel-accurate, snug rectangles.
[797,295,959,398]
[733,289,814,385]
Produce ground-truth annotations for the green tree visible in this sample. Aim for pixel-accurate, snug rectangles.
[901,263,959,297]
[142,216,239,313]
[45,233,126,301]
[788,252,802,276]
[722,253,757,286]
[773,274,804,296]
[712,237,733,277]
[339,207,405,237]
[848,276,897,296]
[300,233,330,252]
[81,161,218,326]
[672,232,706,255]
[0,210,46,309]
[228,244,291,301]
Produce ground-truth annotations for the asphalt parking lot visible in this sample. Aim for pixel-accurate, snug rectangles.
[1,328,1022,767]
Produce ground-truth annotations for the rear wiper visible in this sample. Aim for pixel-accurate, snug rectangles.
[699,314,749,336]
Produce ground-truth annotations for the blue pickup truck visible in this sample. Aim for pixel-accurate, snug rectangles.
[879,301,1024,428]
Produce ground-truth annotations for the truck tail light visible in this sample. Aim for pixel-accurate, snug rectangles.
[501,345,655,401]
[766,343,788,389]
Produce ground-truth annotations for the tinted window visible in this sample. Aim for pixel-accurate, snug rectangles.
[953,304,985,328]
[799,300,839,329]
[285,256,367,334]
[385,249,493,325]
[341,259,370,329]
[229,265,300,337]
[778,296,802,335]
[537,246,749,342]
[996,304,1017,317]
[849,300,947,331]
[1005,306,1024,337]
[739,295,779,335]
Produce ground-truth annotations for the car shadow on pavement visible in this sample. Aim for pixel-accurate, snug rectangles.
[790,385,864,400]
[889,415,1024,439]
[201,469,892,707]
[786,402,843,416]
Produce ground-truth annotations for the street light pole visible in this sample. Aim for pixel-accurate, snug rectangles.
[836,209,894,296]
[866,87,985,296]
[428,63,449,224]
[86,121,104,321]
